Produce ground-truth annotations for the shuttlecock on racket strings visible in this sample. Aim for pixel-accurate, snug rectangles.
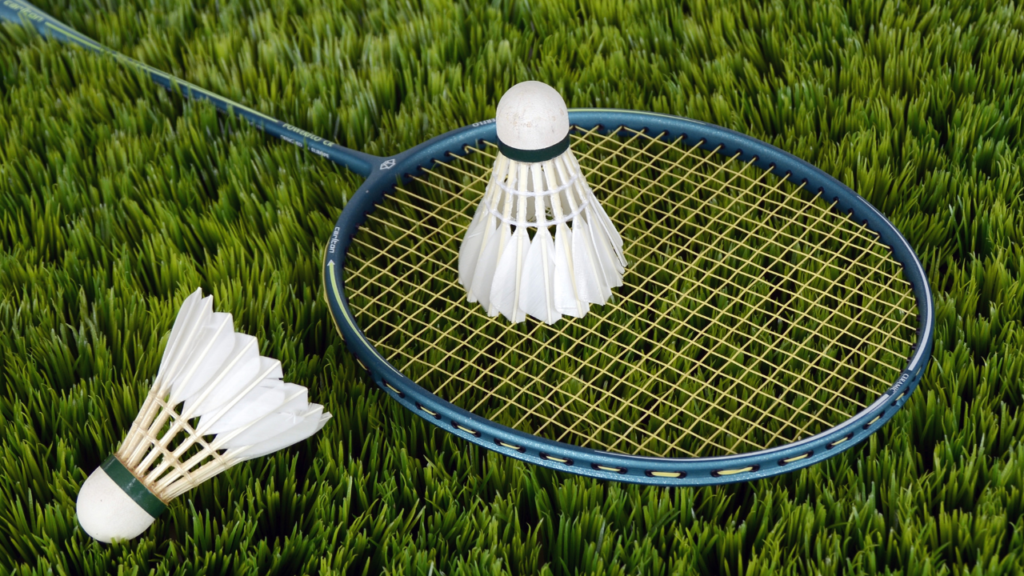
[75,289,331,543]
[458,81,627,324]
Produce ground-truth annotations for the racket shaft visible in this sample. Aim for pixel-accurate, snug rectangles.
[0,0,377,176]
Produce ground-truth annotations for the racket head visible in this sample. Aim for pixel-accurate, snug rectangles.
[323,110,934,485]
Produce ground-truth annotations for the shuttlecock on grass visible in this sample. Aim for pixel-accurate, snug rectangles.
[458,81,627,324]
[76,289,331,543]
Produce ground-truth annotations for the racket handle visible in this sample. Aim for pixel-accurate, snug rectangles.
[0,0,379,177]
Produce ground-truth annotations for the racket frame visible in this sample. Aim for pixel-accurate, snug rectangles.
[324,110,934,486]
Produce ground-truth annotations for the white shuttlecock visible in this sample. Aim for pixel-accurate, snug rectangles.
[75,289,331,543]
[458,81,627,324]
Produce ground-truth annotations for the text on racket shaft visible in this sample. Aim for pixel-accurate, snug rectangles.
[281,123,337,158]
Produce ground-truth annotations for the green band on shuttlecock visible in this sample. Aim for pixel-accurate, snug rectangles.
[101,455,168,518]
[498,134,570,163]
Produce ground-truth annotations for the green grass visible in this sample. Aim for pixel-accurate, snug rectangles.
[2,0,1024,573]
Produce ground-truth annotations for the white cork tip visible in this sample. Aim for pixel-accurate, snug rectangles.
[496,81,570,151]
[76,466,158,543]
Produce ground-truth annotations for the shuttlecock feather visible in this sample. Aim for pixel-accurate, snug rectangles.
[75,289,331,543]
[459,81,627,324]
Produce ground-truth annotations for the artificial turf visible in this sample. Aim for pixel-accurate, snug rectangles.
[2,0,1024,574]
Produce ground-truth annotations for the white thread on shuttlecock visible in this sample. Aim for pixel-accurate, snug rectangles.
[480,190,590,228]
[497,172,579,197]
[458,81,627,324]
[75,289,331,543]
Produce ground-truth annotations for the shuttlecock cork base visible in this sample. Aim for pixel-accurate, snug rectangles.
[76,456,168,542]
[76,289,331,542]
[458,81,627,324]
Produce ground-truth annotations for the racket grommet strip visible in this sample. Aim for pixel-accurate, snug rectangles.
[416,403,441,420]
[496,440,525,453]
[645,470,686,479]
[711,465,759,478]
[826,434,854,450]
[382,382,405,398]
[539,453,573,466]
[591,464,627,474]
[452,421,481,437]
[863,412,885,430]
[778,452,813,466]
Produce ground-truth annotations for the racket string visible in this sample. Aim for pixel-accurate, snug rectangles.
[354,181,913,450]
[344,129,917,458]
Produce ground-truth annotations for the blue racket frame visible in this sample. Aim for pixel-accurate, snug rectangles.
[2,0,934,485]
[323,111,935,486]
